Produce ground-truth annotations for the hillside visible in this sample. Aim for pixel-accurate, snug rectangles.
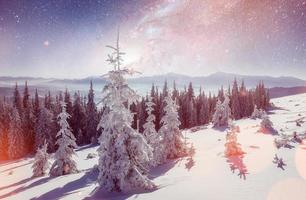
[268,86,306,98]
[0,93,306,200]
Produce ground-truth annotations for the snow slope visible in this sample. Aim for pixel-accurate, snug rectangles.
[1,93,306,200]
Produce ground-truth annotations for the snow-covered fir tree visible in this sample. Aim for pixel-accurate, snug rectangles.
[32,141,49,177]
[260,114,278,135]
[136,96,147,133]
[212,95,231,127]
[254,81,270,110]
[260,114,272,129]
[198,94,209,125]
[251,105,266,119]
[212,99,223,127]
[159,94,187,162]
[97,33,155,192]
[35,107,55,151]
[0,101,10,160]
[222,95,231,125]
[64,89,73,122]
[143,96,161,167]
[22,81,35,153]
[85,81,99,144]
[8,107,25,159]
[251,105,260,119]
[33,89,40,120]
[143,96,157,143]
[13,83,22,114]
[224,126,244,157]
[231,79,241,120]
[239,80,248,117]
[50,102,77,176]
[71,92,86,145]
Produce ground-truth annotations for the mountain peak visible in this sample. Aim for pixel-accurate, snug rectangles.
[164,72,189,77]
[209,71,236,77]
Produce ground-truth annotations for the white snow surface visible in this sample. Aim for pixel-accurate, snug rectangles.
[1,93,306,200]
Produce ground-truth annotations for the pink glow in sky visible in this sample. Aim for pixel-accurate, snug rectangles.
[1,0,306,78]
[116,0,306,78]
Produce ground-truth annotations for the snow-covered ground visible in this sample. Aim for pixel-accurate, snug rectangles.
[1,93,306,200]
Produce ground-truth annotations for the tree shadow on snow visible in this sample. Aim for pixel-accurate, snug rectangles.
[0,157,30,168]
[150,159,181,178]
[212,126,228,132]
[185,157,195,171]
[0,176,53,199]
[0,162,32,174]
[86,159,180,200]
[0,177,33,192]
[85,187,158,200]
[31,169,98,200]
[269,106,289,112]
[76,144,99,152]
[258,127,279,136]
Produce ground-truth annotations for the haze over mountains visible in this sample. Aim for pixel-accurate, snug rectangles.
[129,72,306,88]
[0,72,305,98]
[1,72,306,88]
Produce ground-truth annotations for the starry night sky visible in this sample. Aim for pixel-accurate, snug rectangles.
[0,0,306,79]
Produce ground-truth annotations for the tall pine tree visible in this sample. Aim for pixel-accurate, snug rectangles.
[32,141,49,177]
[231,79,241,120]
[8,107,25,159]
[35,107,55,152]
[71,92,86,145]
[159,94,187,162]
[50,102,77,176]
[85,81,99,144]
[97,33,155,192]
[143,96,161,166]
[22,81,35,153]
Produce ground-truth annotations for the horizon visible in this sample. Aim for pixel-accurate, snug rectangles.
[1,71,306,81]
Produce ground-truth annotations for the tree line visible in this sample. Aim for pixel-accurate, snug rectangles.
[132,79,270,132]
[0,79,269,160]
[0,81,101,160]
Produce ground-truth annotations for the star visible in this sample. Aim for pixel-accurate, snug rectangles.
[15,14,20,23]
[0,0,305,79]
[43,40,50,47]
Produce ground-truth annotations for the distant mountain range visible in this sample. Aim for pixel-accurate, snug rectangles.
[129,72,306,88]
[0,72,305,98]
[1,72,306,88]
[268,86,306,98]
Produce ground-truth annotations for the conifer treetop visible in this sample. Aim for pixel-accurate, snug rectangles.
[101,30,141,109]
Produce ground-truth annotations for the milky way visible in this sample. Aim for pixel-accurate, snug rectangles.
[0,0,306,78]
